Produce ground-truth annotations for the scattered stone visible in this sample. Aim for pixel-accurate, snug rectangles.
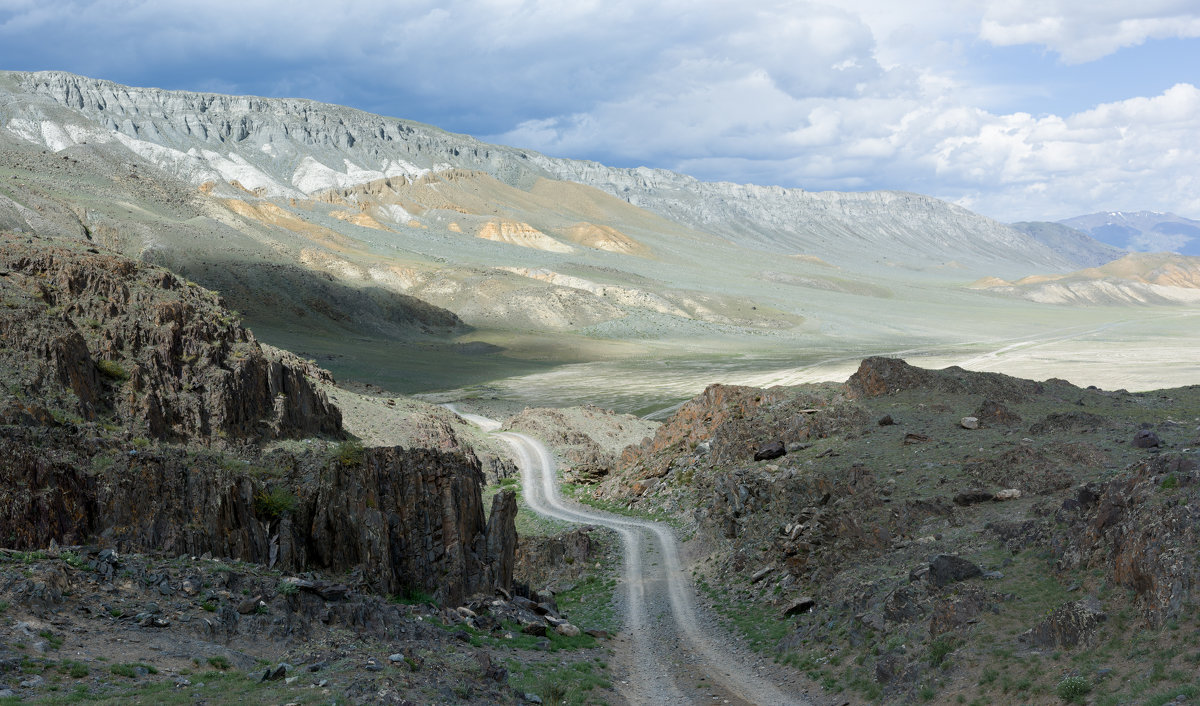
[928,555,982,587]
[554,623,581,637]
[981,571,1004,580]
[237,596,266,615]
[1133,429,1161,448]
[902,433,930,445]
[993,488,1021,501]
[877,414,896,426]
[953,489,994,506]
[754,440,786,461]
[520,622,547,637]
[0,689,12,699]
[137,614,170,628]
[261,664,288,682]
[584,628,612,639]
[960,416,980,430]
[524,693,544,704]
[783,596,816,616]
[363,659,383,672]
[388,653,405,663]
[750,566,774,584]
[20,675,45,688]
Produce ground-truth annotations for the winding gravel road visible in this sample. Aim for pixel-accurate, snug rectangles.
[451,406,807,705]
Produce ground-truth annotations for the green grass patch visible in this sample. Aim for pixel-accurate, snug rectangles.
[556,572,619,634]
[109,662,157,678]
[508,659,612,706]
[95,359,129,381]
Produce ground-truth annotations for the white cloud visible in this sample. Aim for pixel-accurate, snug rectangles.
[979,0,1200,62]
[2,1,1200,222]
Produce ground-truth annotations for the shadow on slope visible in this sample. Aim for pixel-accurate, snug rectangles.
[143,253,554,392]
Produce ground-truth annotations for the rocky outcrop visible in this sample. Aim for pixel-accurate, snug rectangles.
[846,356,1058,402]
[514,527,602,591]
[0,235,340,441]
[1022,597,1107,648]
[618,383,864,480]
[0,429,516,605]
[1054,453,1200,626]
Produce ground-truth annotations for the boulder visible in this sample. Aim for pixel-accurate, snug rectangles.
[1022,597,1106,648]
[928,555,982,587]
[953,490,994,506]
[754,440,786,461]
[1133,429,1161,448]
[750,566,774,584]
[783,596,816,616]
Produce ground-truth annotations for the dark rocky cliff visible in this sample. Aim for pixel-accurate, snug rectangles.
[0,428,515,604]
[0,232,341,441]
[0,232,516,605]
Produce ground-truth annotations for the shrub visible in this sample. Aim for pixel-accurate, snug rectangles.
[335,440,365,466]
[96,359,129,381]
[253,487,297,520]
[928,636,955,666]
[207,656,230,670]
[1057,675,1091,703]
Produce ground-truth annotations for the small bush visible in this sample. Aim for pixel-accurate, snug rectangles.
[1161,473,1179,490]
[335,440,365,466]
[38,629,64,650]
[57,660,88,678]
[391,586,436,606]
[1057,675,1091,703]
[253,487,297,520]
[110,662,156,678]
[929,636,955,666]
[207,656,230,670]
[96,359,130,381]
[277,580,299,596]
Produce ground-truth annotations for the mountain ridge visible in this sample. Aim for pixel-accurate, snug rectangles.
[2,70,1072,275]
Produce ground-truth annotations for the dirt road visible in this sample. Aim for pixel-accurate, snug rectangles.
[470,416,808,705]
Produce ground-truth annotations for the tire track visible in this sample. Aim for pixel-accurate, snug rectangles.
[451,405,807,705]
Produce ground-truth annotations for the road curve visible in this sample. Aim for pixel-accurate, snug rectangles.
[451,405,807,705]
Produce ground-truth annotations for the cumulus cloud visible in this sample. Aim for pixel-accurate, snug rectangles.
[980,0,1200,63]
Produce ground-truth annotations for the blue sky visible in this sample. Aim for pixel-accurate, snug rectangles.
[1,0,1198,223]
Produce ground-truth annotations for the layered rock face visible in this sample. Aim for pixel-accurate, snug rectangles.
[0,429,516,605]
[0,234,341,441]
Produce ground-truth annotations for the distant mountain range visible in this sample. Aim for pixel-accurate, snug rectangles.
[0,70,1194,393]
[1059,211,1200,256]
[1008,221,1126,268]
